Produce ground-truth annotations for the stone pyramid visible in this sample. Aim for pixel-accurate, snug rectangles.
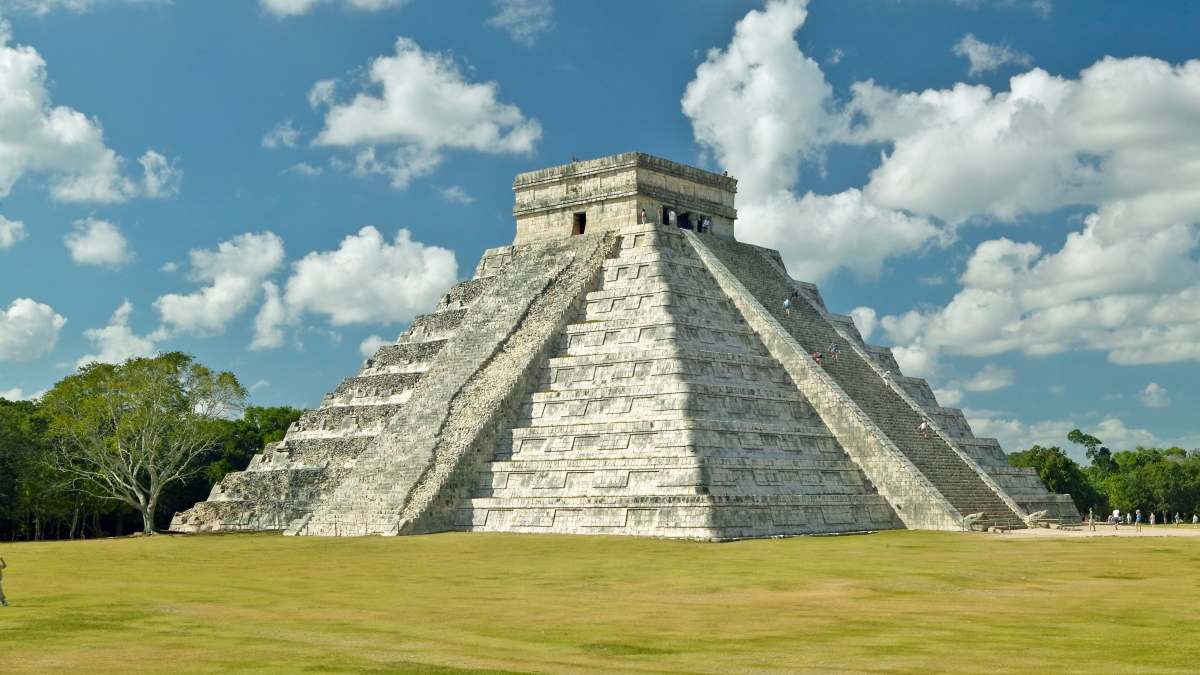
[172,153,1079,539]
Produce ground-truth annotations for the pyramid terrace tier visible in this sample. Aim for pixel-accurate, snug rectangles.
[463,493,902,539]
[518,381,827,428]
[361,339,447,371]
[289,405,405,438]
[476,455,883,498]
[499,419,852,460]
[540,348,792,392]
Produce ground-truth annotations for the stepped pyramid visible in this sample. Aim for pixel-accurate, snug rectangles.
[172,152,1079,539]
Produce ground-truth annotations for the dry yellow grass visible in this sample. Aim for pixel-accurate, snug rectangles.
[1,530,1198,673]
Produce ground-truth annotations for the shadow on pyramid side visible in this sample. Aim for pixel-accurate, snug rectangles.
[172,153,1079,539]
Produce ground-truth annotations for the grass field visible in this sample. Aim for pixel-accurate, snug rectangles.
[1,530,1198,673]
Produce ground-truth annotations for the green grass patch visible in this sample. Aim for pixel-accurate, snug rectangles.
[1,530,1198,673]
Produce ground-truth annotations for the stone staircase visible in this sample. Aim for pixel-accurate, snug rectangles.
[694,237,1026,531]
[169,275,493,533]
[284,233,617,536]
[465,223,903,539]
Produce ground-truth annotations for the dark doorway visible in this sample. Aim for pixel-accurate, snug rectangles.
[678,211,694,230]
[572,212,586,235]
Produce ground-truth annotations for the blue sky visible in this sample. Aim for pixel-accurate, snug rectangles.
[0,0,1197,459]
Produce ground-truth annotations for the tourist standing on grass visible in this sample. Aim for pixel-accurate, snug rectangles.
[0,556,8,607]
[1150,512,1156,526]
[1135,510,1143,532]
[1193,514,1198,524]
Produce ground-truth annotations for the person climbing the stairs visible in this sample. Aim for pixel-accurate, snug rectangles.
[828,342,841,361]
[917,419,931,439]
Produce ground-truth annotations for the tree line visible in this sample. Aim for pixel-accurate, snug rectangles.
[0,353,300,540]
[1009,429,1200,521]
[2,352,1195,538]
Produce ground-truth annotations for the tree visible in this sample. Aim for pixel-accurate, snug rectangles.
[41,352,246,534]
[1068,428,1116,475]
[1009,445,1106,514]
[1101,447,1200,517]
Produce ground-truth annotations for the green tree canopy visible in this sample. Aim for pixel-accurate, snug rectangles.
[40,352,247,534]
[1068,428,1117,475]
[1009,444,1106,514]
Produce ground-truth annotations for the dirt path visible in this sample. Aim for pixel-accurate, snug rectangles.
[1003,524,1200,538]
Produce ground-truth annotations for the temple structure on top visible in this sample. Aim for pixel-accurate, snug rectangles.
[173,152,1079,539]
[512,152,737,243]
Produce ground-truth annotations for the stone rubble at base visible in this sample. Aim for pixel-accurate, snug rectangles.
[171,152,1079,539]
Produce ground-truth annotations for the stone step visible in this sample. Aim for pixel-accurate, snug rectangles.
[697,236,1026,528]
[434,277,493,311]
[398,308,468,342]
[333,372,422,397]
[528,380,807,404]
[365,339,448,368]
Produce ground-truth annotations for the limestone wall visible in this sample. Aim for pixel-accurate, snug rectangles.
[686,232,971,531]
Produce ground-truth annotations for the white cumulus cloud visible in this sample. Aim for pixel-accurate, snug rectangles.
[681,0,946,282]
[284,226,455,325]
[64,216,134,268]
[312,37,541,188]
[439,185,474,204]
[250,281,286,350]
[934,387,963,407]
[0,297,66,361]
[963,363,1014,392]
[262,120,300,149]
[849,306,877,342]
[0,23,179,203]
[737,189,943,281]
[253,226,457,349]
[359,334,389,358]
[953,33,1032,76]
[952,0,1051,19]
[0,0,167,15]
[853,57,1200,367]
[283,162,323,177]
[0,215,27,250]
[76,300,157,366]
[155,232,285,336]
[925,363,1014,408]
[138,150,182,198]
[968,410,1157,458]
[260,0,407,18]
[1139,382,1170,408]
[487,0,553,46]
